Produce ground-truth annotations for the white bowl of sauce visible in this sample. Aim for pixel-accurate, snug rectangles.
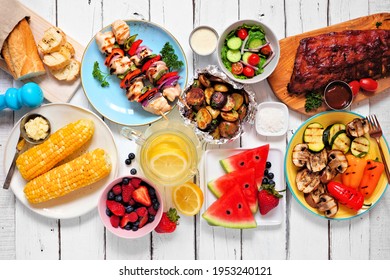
[189,26,219,56]
[324,80,353,110]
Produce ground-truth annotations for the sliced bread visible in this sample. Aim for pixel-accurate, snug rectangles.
[50,58,80,81]
[38,26,66,54]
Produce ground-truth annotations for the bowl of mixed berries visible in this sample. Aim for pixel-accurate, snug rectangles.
[98,176,163,238]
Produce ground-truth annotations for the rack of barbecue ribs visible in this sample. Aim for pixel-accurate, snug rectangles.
[287,29,390,94]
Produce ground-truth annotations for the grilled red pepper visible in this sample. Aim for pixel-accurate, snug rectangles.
[138,88,158,103]
[157,71,178,85]
[104,48,124,66]
[141,54,162,73]
[327,181,364,211]
[119,69,141,89]
[128,39,143,56]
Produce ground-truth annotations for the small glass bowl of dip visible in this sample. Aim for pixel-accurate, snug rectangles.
[324,80,353,110]
[189,26,219,56]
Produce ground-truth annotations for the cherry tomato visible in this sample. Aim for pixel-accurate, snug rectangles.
[236,28,248,40]
[242,66,255,78]
[247,54,260,66]
[231,62,244,75]
[348,80,360,96]
[359,78,378,92]
[260,45,272,57]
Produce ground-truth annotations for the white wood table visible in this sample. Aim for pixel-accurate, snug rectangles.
[1,0,389,260]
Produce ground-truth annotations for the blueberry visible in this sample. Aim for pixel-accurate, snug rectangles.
[124,224,132,231]
[115,195,123,202]
[148,215,155,223]
[262,178,269,184]
[133,221,140,227]
[132,225,139,231]
[148,188,156,196]
[267,172,274,179]
[152,197,158,204]
[105,208,112,217]
[268,179,275,185]
[264,169,269,176]
[107,191,115,200]
[122,177,130,185]
[128,153,136,160]
[130,168,137,175]
[266,161,272,168]
[125,158,132,165]
[125,205,134,213]
[153,201,160,210]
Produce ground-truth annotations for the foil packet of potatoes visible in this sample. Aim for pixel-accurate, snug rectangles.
[178,65,256,145]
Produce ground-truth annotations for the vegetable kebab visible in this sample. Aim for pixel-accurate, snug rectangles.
[95,20,183,116]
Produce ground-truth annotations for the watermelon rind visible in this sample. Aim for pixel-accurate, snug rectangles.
[220,159,234,173]
[202,213,257,229]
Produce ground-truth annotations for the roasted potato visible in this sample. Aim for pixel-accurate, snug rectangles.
[232,93,244,110]
[186,87,205,106]
[199,74,211,88]
[196,107,212,130]
[221,95,235,112]
[204,87,214,105]
[214,83,229,92]
[210,91,227,109]
[205,106,220,119]
[219,121,239,138]
[221,111,239,122]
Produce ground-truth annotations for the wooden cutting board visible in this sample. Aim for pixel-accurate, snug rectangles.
[0,4,84,103]
[267,13,390,116]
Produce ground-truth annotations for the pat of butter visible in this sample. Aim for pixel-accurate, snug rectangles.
[24,117,49,141]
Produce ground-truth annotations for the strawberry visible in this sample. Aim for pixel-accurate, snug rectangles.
[147,205,157,216]
[112,184,122,195]
[110,215,120,228]
[122,183,135,203]
[131,178,142,188]
[135,206,147,217]
[106,200,125,216]
[133,186,152,206]
[155,208,180,233]
[138,213,149,228]
[258,183,284,215]
[120,212,138,228]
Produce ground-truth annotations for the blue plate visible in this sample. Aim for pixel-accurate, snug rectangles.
[81,20,188,126]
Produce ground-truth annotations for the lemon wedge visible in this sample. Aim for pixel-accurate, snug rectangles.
[172,182,204,216]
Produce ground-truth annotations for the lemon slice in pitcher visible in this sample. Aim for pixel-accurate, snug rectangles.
[149,147,189,179]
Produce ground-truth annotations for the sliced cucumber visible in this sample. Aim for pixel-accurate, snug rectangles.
[227,37,242,50]
[329,123,346,144]
[242,52,252,64]
[331,131,351,154]
[351,136,370,158]
[226,49,241,63]
[303,122,325,152]
[248,38,263,49]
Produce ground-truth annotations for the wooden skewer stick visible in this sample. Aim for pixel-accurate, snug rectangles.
[179,96,190,110]
[160,112,169,120]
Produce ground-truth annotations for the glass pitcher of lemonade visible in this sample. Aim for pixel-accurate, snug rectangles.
[121,120,201,187]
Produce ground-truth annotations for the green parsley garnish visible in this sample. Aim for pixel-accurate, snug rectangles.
[305,91,322,112]
[160,42,184,70]
[375,21,382,28]
[92,61,110,87]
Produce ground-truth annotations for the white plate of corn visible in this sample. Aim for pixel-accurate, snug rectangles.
[3,103,119,219]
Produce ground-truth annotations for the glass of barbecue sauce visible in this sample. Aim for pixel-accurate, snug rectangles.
[324,80,353,110]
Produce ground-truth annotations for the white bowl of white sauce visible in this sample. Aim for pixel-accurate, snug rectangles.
[256,102,289,136]
[189,26,219,56]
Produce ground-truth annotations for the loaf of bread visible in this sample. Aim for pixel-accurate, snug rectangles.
[1,18,46,80]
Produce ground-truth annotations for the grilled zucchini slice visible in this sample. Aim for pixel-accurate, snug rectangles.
[351,136,370,158]
[331,131,351,154]
[329,123,346,143]
[303,122,325,152]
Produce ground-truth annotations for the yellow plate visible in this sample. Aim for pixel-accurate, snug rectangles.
[285,111,389,220]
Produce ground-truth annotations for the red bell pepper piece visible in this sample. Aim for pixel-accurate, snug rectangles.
[141,55,162,73]
[157,71,178,85]
[119,69,141,89]
[104,48,124,66]
[327,181,364,212]
[359,158,385,197]
[138,88,158,103]
[128,39,143,56]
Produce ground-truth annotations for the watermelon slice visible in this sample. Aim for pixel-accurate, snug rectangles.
[220,144,270,187]
[207,168,258,213]
[202,187,257,229]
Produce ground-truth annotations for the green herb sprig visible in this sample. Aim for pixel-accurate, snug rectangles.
[160,42,184,70]
[92,61,110,87]
[305,91,322,112]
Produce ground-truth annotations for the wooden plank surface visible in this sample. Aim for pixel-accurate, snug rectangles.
[267,12,390,116]
[0,2,84,103]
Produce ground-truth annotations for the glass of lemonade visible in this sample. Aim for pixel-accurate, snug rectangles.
[121,120,201,187]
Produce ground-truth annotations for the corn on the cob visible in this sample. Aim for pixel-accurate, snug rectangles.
[16,119,94,181]
[24,148,112,204]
